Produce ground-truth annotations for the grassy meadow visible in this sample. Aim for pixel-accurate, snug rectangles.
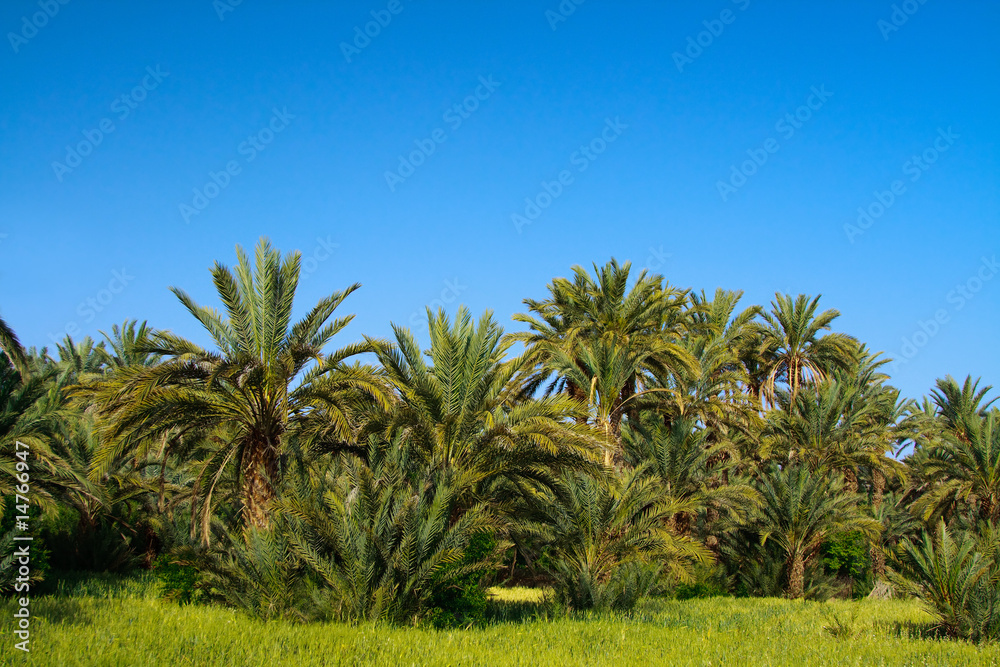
[2,576,998,666]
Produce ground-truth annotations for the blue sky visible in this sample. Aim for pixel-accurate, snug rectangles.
[1,1,997,403]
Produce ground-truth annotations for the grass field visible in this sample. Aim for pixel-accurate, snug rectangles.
[1,576,998,666]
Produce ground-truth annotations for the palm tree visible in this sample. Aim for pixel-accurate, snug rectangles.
[512,259,695,461]
[871,491,920,582]
[37,338,172,569]
[282,435,504,624]
[930,375,997,443]
[916,410,1000,524]
[282,307,602,622]
[367,306,601,493]
[622,415,759,540]
[523,464,709,610]
[543,335,666,465]
[671,289,763,446]
[764,379,903,493]
[891,522,995,639]
[753,463,879,598]
[97,320,163,370]
[756,294,858,408]
[91,238,387,532]
[0,353,81,506]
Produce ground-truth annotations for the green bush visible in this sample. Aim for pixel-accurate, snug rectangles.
[822,530,873,598]
[425,533,497,628]
[153,553,201,605]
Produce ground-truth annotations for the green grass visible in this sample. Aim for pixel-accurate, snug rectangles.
[2,576,999,666]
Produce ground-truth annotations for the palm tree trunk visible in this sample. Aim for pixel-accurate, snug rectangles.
[872,546,886,580]
[871,469,886,578]
[843,468,858,494]
[872,470,884,510]
[566,380,588,425]
[241,442,276,530]
[788,551,805,599]
[620,376,637,425]
[980,495,996,524]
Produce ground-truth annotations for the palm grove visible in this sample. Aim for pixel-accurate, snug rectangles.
[2,238,999,638]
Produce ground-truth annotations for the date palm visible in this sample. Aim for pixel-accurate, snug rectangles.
[930,375,997,443]
[0,355,80,506]
[281,435,505,624]
[916,410,1000,524]
[512,259,695,460]
[366,306,601,492]
[523,464,709,610]
[753,463,879,598]
[97,320,163,370]
[91,238,387,531]
[623,414,759,538]
[543,335,667,465]
[756,293,858,408]
[765,378,903,493]
[671,289,763,443]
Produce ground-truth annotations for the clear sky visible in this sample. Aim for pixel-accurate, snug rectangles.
[1,1,997,404]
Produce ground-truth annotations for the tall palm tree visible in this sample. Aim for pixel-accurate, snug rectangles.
[671,289,763,443]
[764,379,903,493]
[930,375,997,444]
[543,335,665,464]
[753,463,879,598]
[756,294,858,408]
[367,306,601,493]
[91,238,386,531]
[916,410,1000,524]
[622,415,759,539]
[512,259,695,460]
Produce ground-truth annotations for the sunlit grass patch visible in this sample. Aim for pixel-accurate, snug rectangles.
[486,586,550,603]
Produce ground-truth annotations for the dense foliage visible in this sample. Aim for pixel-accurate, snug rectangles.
[2,238,998,642]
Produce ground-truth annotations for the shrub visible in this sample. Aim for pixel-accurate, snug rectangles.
[153,552,200,605]
[425,533,497,628]
[822,530,874,598]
